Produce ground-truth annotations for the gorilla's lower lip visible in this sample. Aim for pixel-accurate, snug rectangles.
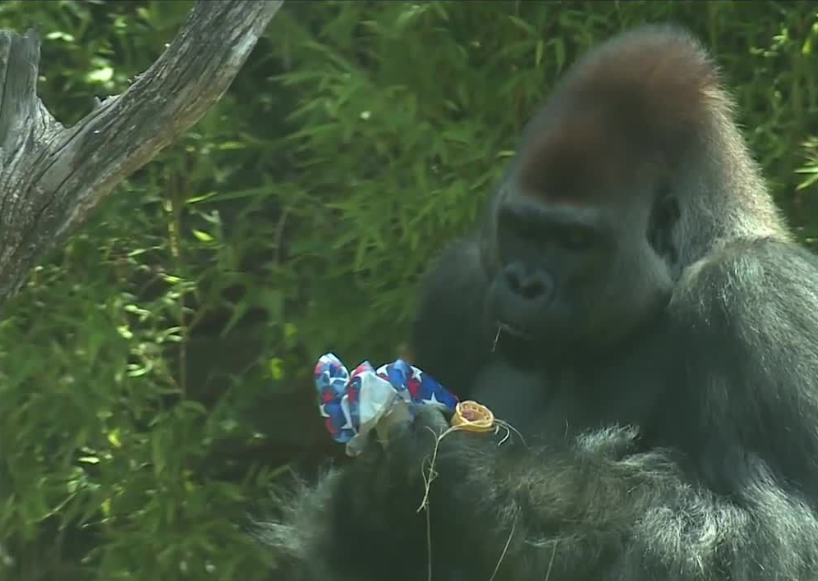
[496,321,534,341]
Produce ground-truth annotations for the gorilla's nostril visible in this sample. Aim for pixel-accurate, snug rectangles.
[520,277,547,300]
[503,263,553,302]
[508,273,543,299]
[505,266,523,294]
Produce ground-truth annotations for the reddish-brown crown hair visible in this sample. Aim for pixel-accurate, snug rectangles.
[516,25,722,203]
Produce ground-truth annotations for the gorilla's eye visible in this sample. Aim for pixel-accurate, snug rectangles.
[561,227,593,251]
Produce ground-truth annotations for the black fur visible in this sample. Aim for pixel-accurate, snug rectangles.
[263,25,818,580]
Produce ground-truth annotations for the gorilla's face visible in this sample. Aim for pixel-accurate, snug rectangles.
[483,182,677,358]
[479,86,687,360]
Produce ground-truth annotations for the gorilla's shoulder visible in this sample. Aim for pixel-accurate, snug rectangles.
[672,236,818,310]
[667,236,818,385]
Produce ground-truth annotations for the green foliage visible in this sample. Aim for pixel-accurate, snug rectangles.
[0,1,815,579]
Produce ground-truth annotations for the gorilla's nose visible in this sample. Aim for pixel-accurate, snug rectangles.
[502,262,554,304]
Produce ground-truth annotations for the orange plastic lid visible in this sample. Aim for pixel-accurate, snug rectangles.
[451,400,495,433]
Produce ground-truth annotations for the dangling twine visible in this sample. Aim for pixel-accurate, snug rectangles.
[489,514,517,581]
[544,539,558,580]
[418,423,459,581]
[416,409,528,581]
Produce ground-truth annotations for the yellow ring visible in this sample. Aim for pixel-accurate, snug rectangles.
[451,400,495,433]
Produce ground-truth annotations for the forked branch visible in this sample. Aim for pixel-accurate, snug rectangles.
[0,0,283,309]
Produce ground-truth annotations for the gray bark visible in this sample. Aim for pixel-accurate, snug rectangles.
[0,0,283,310]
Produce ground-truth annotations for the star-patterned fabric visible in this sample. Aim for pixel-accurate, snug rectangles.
[314,353,459,455]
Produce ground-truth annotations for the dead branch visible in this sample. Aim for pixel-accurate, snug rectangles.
[0,0,284,309]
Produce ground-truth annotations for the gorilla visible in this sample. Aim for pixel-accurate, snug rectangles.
[263,24,818,580]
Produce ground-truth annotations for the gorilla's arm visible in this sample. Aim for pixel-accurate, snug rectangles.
[410,237,493,397]
[261,239,818,581]
[421,237,818,580]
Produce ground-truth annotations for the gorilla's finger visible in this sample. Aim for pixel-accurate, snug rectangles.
[412,405,451,437]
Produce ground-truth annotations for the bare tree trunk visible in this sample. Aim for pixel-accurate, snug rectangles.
[0,0,284,310]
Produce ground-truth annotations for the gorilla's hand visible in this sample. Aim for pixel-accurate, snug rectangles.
[382,405,512,499]
[356,405,485,510]
[321,406,507,579]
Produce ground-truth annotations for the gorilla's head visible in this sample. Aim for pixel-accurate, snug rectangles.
[480,25,742,356]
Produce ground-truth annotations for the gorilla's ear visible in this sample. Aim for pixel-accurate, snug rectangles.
[648,188,681,263]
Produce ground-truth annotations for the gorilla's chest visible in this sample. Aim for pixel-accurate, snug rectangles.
[468,336,674,444]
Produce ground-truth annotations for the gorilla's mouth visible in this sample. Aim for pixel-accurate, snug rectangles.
[493,320,543,368]
[495,321,534,342]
